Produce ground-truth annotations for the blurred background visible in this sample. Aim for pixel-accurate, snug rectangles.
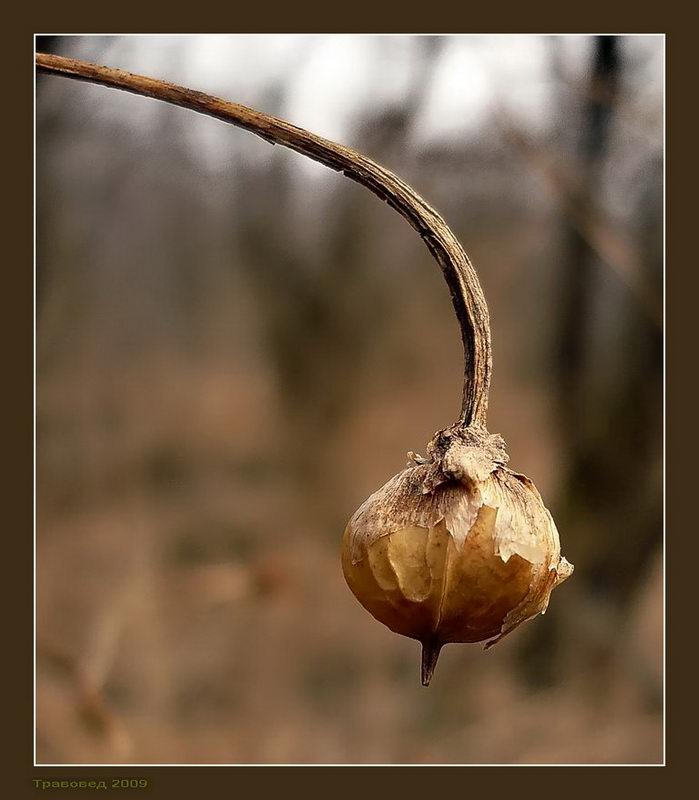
[35,34,663,765]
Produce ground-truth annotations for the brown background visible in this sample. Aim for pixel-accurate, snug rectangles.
[33,33,663,767]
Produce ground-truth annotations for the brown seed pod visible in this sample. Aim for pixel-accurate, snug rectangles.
[342,425,573,685]
[34,52,574,687]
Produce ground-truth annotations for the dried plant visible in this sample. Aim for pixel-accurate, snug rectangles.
[36,52,573,687]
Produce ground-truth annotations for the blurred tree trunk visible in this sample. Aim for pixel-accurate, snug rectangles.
[231,37,444,527]
[554,35,661,602]
[555,36,620,427]
[519,37,662,687]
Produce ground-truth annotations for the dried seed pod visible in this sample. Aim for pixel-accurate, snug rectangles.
[342,425,573,685]
[34,52,574,688]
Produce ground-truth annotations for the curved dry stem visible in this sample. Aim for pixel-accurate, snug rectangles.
[36,52,492,427]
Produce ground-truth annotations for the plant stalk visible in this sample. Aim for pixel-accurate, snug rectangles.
[36,52,493,428]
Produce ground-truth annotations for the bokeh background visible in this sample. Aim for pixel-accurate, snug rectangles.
[35,34,663,765]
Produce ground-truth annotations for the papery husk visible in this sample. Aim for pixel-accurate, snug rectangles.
[341,426,573,684]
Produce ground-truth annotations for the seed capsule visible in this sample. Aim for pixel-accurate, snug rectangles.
[342,424,573,685]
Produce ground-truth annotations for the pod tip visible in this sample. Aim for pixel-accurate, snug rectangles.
[420,639,443,686]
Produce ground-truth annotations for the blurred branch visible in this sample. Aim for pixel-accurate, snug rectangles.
[553,66,662,150]
[495,114,662,330]
[37,637,132,758]
[36,52,492,428]
[552,37,661,603]
[234,38,444,459]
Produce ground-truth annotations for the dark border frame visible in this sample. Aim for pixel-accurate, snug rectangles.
[7,12,688,797]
